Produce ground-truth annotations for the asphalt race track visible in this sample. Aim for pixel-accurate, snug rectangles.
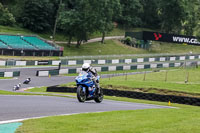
[0,66,143,91]
[0,66,172,123]
[0,67,75,91]
[0,95,171,122]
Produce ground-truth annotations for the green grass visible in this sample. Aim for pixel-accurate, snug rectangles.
[60,39,200,56]
[25,87,76,96]
[16,96,200,133]
[0,88,76,97]
[0,25,125,42]
[151,41,200,53]
[2,25,200,58]
[25,87,47,92]
[0,77,12,79]
[0,90,33,95]
[0,25,33,35]
[90,28,125,38]
[61,40,149,56]
[0,25,67,41]
[61,67,200,95]
[101,67,200,94]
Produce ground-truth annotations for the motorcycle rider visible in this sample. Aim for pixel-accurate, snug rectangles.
[81,63,100,94]
[23,78,31,84]
[13,83,21,91]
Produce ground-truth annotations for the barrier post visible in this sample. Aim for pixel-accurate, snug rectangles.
[185,71,189,83]
[165,70,168,82]
[143,71,146,81]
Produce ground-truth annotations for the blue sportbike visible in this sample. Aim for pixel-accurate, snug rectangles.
[75,71,103,103]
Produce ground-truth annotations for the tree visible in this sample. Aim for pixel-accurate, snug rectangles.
[94,0,121,43]
[53,0,62,41]
[0,2,15,26]
[118,0,143,28]
[140,0,161,29]
[21,0,56,32]
[0,0,16,5]
[58,0,97,47]
[183,0,200,35]
[159,0,186,34]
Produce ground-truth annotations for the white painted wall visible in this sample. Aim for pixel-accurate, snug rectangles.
[163,63,169,68]
[98,60,106,64]
[150,64,157,68]
[170,57,176,61]
[160,57,166,62]
[4,72,13,77]
[16,61,26,66]
[123,66,131,70]
[137,65,144,69]
[59,69,68,74]
[52,60,61,65]
[112,60,119,64]
[38,71,49,76]
[125,59,132,64]
[180,56,185,60]
[137,58,144,63]
[0,61,6,66]
[83,60,92,64]
[149,58,155,62]
[68,61,76,65]
[108,66,116,71]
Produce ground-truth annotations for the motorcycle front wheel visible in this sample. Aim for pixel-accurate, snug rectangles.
[77,85,86,102]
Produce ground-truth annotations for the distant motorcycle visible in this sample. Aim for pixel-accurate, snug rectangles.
[75,71,103,103]
[13,83,21,91]
[23,78,31,84]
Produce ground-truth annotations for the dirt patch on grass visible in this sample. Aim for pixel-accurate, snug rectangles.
[102,84,200,98]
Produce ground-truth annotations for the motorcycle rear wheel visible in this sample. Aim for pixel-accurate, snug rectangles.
[94,88,103,103]
[77,85,86,102]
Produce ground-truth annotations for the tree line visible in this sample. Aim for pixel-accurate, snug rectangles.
[0,0,200,46]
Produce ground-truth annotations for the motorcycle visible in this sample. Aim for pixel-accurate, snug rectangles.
[75,71,103,103]
[13,83,21,91]
[23,78,31,84]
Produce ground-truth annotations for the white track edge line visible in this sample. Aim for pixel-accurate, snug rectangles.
[0,111,105,124]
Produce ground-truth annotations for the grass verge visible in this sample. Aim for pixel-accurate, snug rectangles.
[60,40,148,56]
[2,25,200,58]
[0,25,125,42]
[16,96,200,133]
[0,88,76,97]
[100,67,200,94]
[59,67,200,97]
[0,90,34,95]
[60,39,200,57]
[25,87,76,96]
[0,77,12,79]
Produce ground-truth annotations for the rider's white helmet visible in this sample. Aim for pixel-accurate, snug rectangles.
[82,63,90,71]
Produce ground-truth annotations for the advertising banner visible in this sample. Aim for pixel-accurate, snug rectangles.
[38,60,49,65]
[126,31,200,45]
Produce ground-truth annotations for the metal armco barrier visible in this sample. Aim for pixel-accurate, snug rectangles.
[37,60,200,76]
[47,86,200,106]
[0,71,20,77]
[0,54,200,67]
